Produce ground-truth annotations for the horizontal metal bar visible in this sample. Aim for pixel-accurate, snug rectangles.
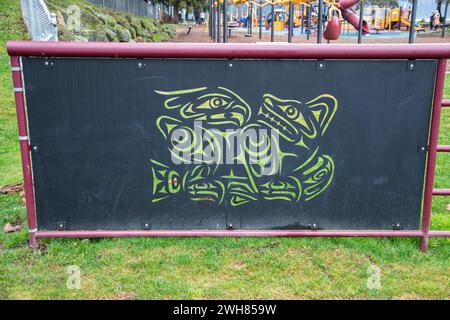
[35,230,425,238]
[437,145,450,152]
[442,99,450,107]
[428,231,450,237]
[7,41,450,59]
[433,188,450,195]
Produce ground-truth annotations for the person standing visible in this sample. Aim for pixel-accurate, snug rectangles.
[434,10,441,30]
[200,11,206,24]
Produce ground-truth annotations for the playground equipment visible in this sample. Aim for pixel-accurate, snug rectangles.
[208,0,422,43]
[210,0,370,43]
[371,6,412,31]
[7,41,450,251]
[264,8,301,31]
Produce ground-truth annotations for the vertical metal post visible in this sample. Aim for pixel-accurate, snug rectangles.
[212,1,216,41]
[409,0,418,43]
[384,7,388,30]
[250,3,253,36]
[209,0,212,37]
[317,0,323,43]
[10,56,39,249]
[288,1,294,43]
[259,0,263,39]
[301,4,304,34]
[223,0,228,42]
[420,58,447,252]
[442,0,449,37]
[358,1,364,44]
[398,7,402,30]
[271,1,275,42]
[217,1,221,43]
[307,5,311,40]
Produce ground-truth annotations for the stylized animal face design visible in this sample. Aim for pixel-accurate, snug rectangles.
[155,87,251,127]
[257,94,337,147]
[151,87,338,207]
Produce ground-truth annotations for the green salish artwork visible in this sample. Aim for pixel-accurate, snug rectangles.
[151,87,338,207]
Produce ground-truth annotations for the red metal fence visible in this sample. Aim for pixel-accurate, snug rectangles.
[7,41,450,251]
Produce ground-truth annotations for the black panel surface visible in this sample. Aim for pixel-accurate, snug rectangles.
[22,58,436,231]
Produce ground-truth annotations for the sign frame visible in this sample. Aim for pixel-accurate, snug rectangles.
[7,41,450,251]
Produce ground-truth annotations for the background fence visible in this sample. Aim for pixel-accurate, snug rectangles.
[87,0,163,19]
[20,0,58,41]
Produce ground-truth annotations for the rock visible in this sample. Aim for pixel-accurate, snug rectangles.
[115,28,131,42]
[89,30,109,42]
[55,11,65,27]
[3,223,22,233]
[104,27,118,41]
[130,18,143,36]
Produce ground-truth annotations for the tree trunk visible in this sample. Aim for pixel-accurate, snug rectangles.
[173,3,180,23]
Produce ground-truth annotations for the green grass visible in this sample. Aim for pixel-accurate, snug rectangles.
[0,1,449,300]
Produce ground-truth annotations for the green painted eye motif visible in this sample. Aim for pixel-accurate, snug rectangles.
[285,106,298,119]
[209,97,225,109]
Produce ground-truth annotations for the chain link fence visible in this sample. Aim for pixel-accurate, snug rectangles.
[20,0,58,41]
[87,0,162,19]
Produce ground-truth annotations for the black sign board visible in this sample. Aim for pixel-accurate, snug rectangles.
[22,58,436,231]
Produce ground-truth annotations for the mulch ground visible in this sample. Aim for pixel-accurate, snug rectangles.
[173,26,450,70]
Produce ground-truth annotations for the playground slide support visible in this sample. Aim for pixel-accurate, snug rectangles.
[409,0,418,43]
[442,0,449,38]
[9,56,38,249]
[420,58,447,252]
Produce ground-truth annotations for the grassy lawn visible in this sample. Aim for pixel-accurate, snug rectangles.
[0,1,449,300]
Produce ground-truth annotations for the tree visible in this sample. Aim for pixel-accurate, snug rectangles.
[152,0,209,23]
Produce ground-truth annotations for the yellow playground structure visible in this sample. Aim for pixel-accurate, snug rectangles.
[372,7,412,31]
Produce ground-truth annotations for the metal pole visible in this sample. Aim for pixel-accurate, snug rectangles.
[223,0,228,42]
[398,7,402,30]
[259,0,262,39]
[301,4,304,34]
[271,1,275,42]
[358,1,364,44]
[250,3,253,36]
[10,56,39,249]
[212,2,216,41]
[307,5,311,40]
[209,0,212,38]
[288,1,294,42]
[317,0,323,43]
[217,1,221,43]
[420,59,447,252]
[442,0,449,37]
[409,0,418,43]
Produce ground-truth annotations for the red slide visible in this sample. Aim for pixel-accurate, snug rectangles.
[324,0,369,40]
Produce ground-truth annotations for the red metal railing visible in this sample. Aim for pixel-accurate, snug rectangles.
[7,41,450,251]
